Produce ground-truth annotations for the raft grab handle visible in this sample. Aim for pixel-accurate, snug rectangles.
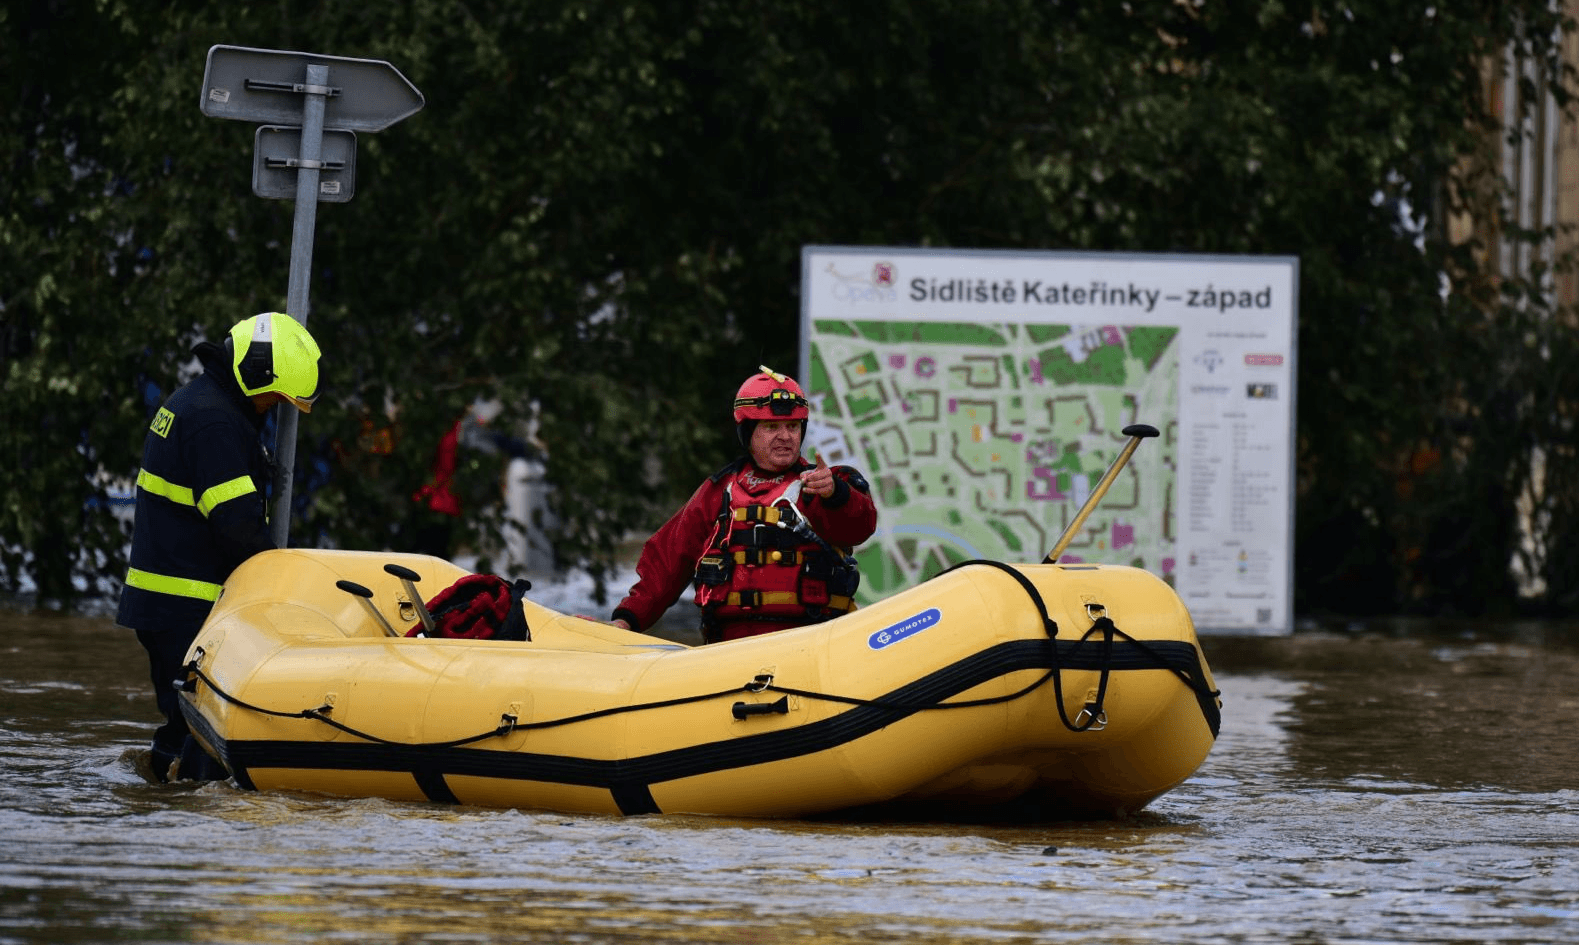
[732,696,790,720]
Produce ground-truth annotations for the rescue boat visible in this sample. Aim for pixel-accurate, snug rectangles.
[178,546,1221,819]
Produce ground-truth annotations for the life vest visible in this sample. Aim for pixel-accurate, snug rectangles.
[405,573,532,641]
[691,465,859,634]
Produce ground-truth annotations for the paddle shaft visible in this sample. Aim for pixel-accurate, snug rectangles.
[1043,423,1159,564]
[335,579,401,637]
[384,563,437,636]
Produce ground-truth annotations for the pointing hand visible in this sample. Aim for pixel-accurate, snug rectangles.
[800,452,835,498]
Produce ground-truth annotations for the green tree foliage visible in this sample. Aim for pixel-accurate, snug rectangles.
[3,1,1574,615]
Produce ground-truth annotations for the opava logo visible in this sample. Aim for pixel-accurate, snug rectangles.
[825,261,899,304]
[869,608,941,650]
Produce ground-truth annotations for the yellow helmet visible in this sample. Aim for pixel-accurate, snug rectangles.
[229,312,321,412]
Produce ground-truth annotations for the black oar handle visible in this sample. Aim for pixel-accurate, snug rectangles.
[383,563,422,583]
[335,580,373,598]
[336,579,399,637]
[383,563,437,636]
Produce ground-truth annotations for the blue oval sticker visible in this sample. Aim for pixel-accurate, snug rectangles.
[868,608,941,650]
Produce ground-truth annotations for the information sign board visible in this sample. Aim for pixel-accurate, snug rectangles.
[800,246,1299,634]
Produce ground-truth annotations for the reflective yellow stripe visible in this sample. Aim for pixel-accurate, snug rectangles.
[136,470,256,518]
[198,475,257,517]
[732,506,786,524]
[136,469,195,507]
[124,567,221,602]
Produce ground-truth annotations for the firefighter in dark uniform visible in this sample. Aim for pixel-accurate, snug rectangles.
[116,312,321,781]
[607,366,877,643]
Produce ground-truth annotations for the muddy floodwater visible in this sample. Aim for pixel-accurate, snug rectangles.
[3,605,1577,944]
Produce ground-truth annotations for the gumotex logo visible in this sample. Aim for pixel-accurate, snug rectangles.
[869,608,941,650]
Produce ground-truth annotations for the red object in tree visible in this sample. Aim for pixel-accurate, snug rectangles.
[412,419,463,516]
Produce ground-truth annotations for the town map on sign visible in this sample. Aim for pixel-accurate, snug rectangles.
[803,319,1179,603]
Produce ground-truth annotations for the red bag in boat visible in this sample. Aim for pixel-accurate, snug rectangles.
[408,574,532,641]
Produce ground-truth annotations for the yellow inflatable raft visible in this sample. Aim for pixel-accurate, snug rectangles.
[179,548,1220,819]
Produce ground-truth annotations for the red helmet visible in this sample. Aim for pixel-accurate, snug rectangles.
[733,366,809,423]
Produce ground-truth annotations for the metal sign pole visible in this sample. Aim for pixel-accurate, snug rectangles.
[270,63,328,548]
[200,44,423,548]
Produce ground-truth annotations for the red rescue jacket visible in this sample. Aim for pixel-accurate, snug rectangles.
[614,457,877,642]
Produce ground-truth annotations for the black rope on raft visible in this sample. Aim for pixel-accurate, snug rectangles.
[179,661,750,748]
[180,656,1029,749]
[180,662,522,748]
[917,558,1106,732]
[930,559,1221,731]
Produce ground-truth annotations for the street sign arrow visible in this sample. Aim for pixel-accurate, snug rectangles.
[200,45,424,132]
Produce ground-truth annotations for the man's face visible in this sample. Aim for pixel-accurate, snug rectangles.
[749,419,803,473]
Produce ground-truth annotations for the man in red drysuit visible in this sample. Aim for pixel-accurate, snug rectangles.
[608,366,877,643]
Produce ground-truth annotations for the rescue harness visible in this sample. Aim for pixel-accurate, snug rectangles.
[692,478,860,641]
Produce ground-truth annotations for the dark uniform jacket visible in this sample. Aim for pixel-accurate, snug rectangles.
[116,342,276,636]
